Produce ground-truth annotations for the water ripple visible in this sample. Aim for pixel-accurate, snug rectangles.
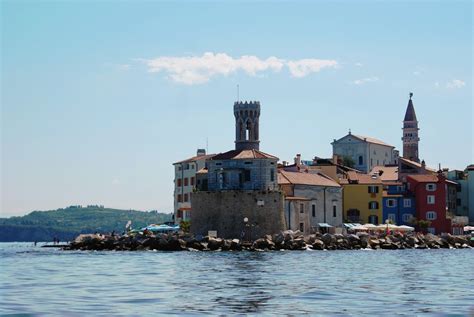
[0,243,473,316]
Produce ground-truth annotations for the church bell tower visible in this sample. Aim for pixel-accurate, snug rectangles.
[402,93,420,162]
[234,101,260,151]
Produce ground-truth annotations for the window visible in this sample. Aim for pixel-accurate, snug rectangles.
[184,178,189,186]
[177,179,182,187]
[427,195,435,204]
[244,161,252,165]
[312,205,316,217]
[178,166,182,171]
[190,177,195,186]
[369,201,379,209]
[426,211,437,220]
[426,183,437,191]
[177,194,182,202]
[368,215,379,225]
[244,170,251,182]
[387,213,396,222]
[185,163,190,170]
[402,214,412,222]
[299,223,304,232]
[300,203,304,213]
[270,169,275,182]
[184,193,189,202]
[358,156,363,165]
[347,209,360,222]
[386,199,397,207]
[333,205,337,217]
[368,186,379,194]
[403,199,411,208]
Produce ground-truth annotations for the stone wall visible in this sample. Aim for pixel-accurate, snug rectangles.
[191,190,286,238]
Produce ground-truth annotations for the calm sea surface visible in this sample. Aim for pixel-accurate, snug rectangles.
[1,242,473,316]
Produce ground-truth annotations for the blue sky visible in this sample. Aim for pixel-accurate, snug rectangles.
[1,1,472,216]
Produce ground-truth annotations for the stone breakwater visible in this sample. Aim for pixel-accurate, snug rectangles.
[64,231,474,252]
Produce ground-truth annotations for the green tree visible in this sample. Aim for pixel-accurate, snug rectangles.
[342,155,355,168]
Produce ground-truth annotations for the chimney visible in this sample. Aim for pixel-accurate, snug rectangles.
[197,149,206,156]
[421,160,426,168]
[295,154,301,167]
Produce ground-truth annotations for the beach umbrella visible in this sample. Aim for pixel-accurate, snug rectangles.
[397,225,415,232]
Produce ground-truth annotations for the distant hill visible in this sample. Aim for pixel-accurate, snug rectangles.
[0,206,172,242]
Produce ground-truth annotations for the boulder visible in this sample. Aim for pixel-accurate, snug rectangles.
[312,239,325,250]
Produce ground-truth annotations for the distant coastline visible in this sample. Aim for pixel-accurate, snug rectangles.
[0,206,172,242]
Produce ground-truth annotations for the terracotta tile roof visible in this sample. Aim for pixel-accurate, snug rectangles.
[278,170,340,187]
[352,134,394,147]
[285,196,311,201]
[344,171,383,184]
[369,165,398,182]
[174,154,215,164]
[399,157,436,172]
[407,174,439,183]
[211,149,278,160]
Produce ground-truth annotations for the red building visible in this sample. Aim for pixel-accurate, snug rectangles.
[407,174,451,234]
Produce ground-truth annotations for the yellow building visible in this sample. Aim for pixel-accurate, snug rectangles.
[340,171,383,224]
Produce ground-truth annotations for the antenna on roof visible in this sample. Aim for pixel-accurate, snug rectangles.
[409,92,413,100]
[348,128,351,135]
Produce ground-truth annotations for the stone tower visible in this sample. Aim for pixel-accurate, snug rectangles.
[234,101,260,151]
[402,93,420,162]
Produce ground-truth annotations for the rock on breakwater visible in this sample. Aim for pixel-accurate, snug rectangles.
[64,230,474,252]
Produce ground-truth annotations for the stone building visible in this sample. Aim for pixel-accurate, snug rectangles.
[172,149,215,224]
[191,101,286,238]
[331,131,396,173]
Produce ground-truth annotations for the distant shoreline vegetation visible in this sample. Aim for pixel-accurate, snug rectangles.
[0,206,172,242]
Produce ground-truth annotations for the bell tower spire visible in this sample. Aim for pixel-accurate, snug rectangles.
[402,92,420,162]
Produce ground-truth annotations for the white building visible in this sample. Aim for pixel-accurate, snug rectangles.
[331,131,396,173]
[173,149,214,224]
[278,169,343,234]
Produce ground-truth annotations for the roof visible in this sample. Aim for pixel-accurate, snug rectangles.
[370,165,398,182]
[174,154,215,165]
[211,149,278,160]
[341,171,383,185]
[404,98,418,122]
[399,157,436,172]
[352,135,394,147]
[285,196,311,201]
[446,179,458,186]
[407,174,439,183]
[467,164,474,171]
[278,170,341,187]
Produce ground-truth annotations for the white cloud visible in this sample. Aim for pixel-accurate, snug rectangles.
[143,52,338,84]
[413,71,421,76]
[352,76,379,85]
[287,59,338,78]
[446,79,465,89]
[355,62,363,67]
[434,82,440,88]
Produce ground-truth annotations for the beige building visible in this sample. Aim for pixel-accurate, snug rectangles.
[173,149,214,224]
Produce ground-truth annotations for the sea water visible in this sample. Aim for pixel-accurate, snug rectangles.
[1,242,473,316]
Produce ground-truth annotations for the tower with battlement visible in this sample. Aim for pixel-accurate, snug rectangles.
[402,93,420,162]
[234,101,260,151]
